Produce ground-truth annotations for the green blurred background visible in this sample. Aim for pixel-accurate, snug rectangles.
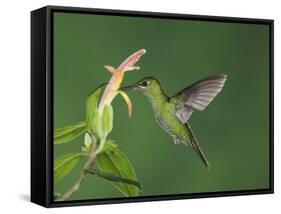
[53,12,270,200]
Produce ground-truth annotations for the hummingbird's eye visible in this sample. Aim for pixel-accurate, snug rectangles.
[142,80,149,87]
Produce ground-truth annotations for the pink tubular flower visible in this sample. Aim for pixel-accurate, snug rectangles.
[98,49,146,116]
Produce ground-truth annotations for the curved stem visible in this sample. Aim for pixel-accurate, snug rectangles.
[55,136,98,201]
[95,137,106,155]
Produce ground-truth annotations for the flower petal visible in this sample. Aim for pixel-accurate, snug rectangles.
[118,49,146,72]
[98,49,146,115]
[104,65,116,73]
[98,72,123,113]
[119,90,132,117]
[123,66,140,72]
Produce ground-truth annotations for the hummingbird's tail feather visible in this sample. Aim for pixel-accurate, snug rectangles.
[185,123,210,169]
[190,139,210,169]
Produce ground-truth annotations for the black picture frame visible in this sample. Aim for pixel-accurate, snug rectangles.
[31,5,274,208]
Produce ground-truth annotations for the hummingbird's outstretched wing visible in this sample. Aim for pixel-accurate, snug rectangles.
[171,74,227,123]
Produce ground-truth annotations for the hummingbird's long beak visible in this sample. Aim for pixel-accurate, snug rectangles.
[120,83,139,91]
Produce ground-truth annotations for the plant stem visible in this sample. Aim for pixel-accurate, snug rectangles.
[55,136,98,201]
[95,137,106,155]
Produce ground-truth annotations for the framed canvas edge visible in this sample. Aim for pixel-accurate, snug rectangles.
[31,5,274,208]
[47,5,274,24]
[31,7,48,207]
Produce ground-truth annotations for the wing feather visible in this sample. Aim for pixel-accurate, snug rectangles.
[172,74,227,123]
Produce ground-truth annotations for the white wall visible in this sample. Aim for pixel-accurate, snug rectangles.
[0,0,279,213]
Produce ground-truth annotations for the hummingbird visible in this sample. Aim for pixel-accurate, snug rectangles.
[121,74,227,169]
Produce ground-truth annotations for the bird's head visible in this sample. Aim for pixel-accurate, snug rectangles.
[121,77,161,95]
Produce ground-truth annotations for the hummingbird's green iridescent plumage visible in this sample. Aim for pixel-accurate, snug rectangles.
[122,74,227,169]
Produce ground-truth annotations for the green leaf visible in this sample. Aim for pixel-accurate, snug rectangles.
[81,133,92,153]
[93,112,103,138]
[101,140,117,153]
[54,153,85,183]
[93,104,114,139]
[96,146,140,197]
[54,122,86,144]
[85,168,142,190]
[100,104,113,137]
[86,85,103,134]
